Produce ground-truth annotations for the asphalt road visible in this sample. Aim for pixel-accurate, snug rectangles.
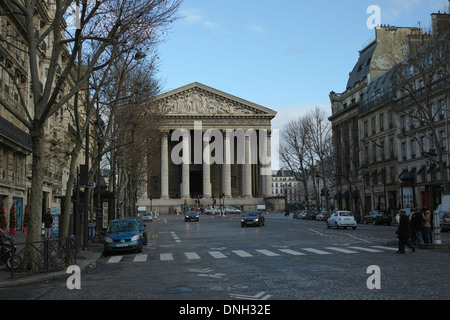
[2,213,449,304]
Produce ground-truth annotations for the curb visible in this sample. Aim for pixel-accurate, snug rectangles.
[0,251,102,288]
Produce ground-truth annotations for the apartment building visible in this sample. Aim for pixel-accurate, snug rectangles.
[0,1,87,231]
[329,12,450,217]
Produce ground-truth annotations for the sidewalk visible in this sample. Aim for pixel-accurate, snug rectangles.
[0,231,103,288]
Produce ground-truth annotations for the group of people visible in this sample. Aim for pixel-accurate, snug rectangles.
[396,208,433,254]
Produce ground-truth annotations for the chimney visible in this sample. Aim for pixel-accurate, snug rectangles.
[431,9,450,38]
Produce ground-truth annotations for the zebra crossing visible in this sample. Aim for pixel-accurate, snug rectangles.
[105,245,398,264]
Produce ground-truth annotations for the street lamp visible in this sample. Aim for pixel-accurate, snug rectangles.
[425,149,442,245]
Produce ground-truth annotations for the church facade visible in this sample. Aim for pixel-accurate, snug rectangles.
[137,82,277,212]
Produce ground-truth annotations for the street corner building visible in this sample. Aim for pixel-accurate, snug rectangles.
[137,82,277,212]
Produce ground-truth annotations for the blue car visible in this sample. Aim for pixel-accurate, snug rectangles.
[103,218,143,256]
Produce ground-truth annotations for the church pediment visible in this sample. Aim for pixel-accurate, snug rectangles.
[153,82,277,118]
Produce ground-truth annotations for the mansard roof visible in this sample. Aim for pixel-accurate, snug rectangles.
[346,41,376,90]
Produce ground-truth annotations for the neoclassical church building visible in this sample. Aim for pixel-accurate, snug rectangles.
[137,82,277,212]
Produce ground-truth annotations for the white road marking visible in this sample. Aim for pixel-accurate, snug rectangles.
[160,253,174,261]
[348,246,382,252]
[325,247,358,254]
[301,248,332,255]
[256,249,280,256]
[185,252,201,260]
[278,249,306,256]
[133,254,148,262]
[209,251,227,259]
[232,250,253,257]
[107,256,123,263]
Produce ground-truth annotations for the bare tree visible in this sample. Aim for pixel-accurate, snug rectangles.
[0,0,181,244]
[305,107,332,210]
[392,30,450,194]
[280,117,311,206]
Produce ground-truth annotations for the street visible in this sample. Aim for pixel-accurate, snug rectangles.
[1,213,450,303]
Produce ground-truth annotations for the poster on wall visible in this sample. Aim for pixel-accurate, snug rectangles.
[402,187,414,215]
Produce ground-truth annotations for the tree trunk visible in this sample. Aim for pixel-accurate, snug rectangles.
[26,128,45,244]
[61,145,83,238]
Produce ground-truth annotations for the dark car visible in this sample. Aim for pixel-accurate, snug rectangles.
[363,210,392,225]
[103,218,143,256]
[185,210,199,222]
[241,211,265,227]
[132,217,148,245]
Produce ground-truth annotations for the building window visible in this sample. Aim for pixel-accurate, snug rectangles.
[410,139,416,158]
[401,142,407,160]
[372,144,377,163]
[388,111,394,128]
[440,99,445,118]
[379,113,384,131]
[389,138,394,158]
[371,117,376,135]
[420,136,425,156]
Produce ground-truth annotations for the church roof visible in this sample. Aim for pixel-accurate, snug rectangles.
[153,82,277,117]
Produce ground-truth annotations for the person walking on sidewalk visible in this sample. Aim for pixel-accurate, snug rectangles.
[397,209,415,254]
[43,209,53,239]
[422,210,431,243]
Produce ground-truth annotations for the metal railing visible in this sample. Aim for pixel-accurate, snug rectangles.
[8,236,77,279]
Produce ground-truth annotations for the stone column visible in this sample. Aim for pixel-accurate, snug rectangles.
[160,131,169,199]
[181,132,190,199]
[203,132,212,198]
[223,130,232,198]
[243,135,252,198]
[262,130,273,198]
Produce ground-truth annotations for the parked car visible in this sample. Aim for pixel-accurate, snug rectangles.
[316,211,327,221]
[132,217,148,245]
[440,212,450,232]
[326,211,357,229]
[142,212,153,222]
[103,218,143,256]
[323,211,332,221]
[204,206,221,215]
[185,210,199,222]
[305,210,317,220]
[241,211,265,227]
[363,210,392,225]
[224,205,241,214]
[293,210,303,219]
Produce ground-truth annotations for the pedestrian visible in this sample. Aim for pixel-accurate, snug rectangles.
[396,209,415,254]
[43,209,53,239]
[411,209,424,245]
[422,210,431,244]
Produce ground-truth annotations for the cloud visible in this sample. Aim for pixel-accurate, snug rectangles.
[180,8,219,31]
[244,23,267,34]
